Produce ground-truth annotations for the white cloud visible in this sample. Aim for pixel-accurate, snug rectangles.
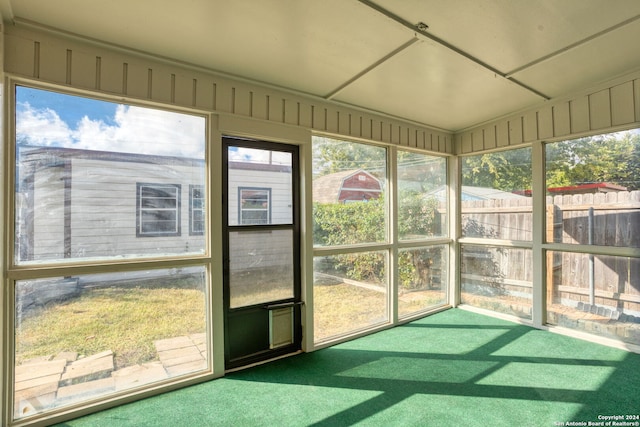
[17,102,205,159]
[228,146,291,165]
[16,104,74,147]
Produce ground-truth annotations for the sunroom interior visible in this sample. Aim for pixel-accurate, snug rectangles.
[1,1,640,426]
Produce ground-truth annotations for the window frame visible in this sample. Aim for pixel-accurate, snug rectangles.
[136,182,182,237]
[190,184,205,236]
[238,187,271,225]
[457,146,534,321]
[4,80,214,425]
[311,136,451,344]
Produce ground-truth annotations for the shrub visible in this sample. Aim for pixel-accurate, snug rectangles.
[313,192,441,289]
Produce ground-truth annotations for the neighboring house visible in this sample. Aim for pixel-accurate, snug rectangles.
[313,169,382,203]
[547,182,628,195]
[16,146,292,262]
[227,160,293,225]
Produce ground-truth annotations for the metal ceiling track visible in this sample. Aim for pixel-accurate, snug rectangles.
[357,0,551,101]
[325,37,420,100]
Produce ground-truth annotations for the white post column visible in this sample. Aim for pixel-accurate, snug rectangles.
[531,140,546,328]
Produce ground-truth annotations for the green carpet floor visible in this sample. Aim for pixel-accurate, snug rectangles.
[56,308,640,427]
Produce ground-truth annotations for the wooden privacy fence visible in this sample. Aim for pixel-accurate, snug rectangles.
[460,190,640,316]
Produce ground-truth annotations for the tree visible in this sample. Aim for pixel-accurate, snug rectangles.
[313,137,385,177]
[462,131,640,192]
[462,147,532,192]
[546,131,640,190]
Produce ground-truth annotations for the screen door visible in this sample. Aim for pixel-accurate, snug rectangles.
[222,137,301,369]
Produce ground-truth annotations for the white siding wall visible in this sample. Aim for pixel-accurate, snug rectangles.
[30,158,206,261]
[33,166,66,260]
[228,168,293,226]
[4,24,452,153]
[70,158,206,258]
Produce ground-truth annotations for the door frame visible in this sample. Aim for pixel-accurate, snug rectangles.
[222,136,302,369]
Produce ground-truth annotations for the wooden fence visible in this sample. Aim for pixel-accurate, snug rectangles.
[460,190,640,316]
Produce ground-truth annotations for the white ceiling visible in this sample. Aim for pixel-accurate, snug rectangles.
[3,0,640,132]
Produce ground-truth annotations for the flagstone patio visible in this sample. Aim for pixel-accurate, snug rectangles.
[15,333,207,418]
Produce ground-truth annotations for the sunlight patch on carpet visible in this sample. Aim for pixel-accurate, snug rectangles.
[336,357,499,383]
[475,362,615,390]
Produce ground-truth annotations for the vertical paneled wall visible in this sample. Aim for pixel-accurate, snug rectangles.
[4,25,453,153]
[456,73,640,153]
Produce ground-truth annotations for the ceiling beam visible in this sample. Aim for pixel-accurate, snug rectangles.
[505,13,640,78]
[0,0,14,22]
[357,0,551,101]
[325,37,420,100]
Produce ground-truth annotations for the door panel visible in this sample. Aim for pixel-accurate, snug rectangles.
[229,229,295,308]
[223,137,301,369]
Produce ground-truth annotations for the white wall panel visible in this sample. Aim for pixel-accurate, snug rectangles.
[218,83,236,115]
[472,129,484,152]
[484,125,496,150]
[570,96,590,134]
[457,70,640,153]
[4,32,34,77]
[284,99,300,127]
[4,25,451,154]
[636,79,640,123]
[335,111,348,137]
[98,53,125,95]
[325,108,338,134]
[553,102,571,137]
[38,41,67,83]
[125,61,150,100]
[589,89,612,130]
[151,66,174,104]
[297,102,313,130]
[496,121,509,147]
[173,73,195,108]
[523,111,538,142]
[537,107,554,141]
[69,47,97,90]
[426,132,436,152]
[509,117,523,146]
[610,81,635,126]
[458,133,472,154]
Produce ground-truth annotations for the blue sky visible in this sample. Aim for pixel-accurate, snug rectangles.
[16,85,206,158]
[17,86,118,127]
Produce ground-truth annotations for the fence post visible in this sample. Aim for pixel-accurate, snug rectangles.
[588,207,595,306]
[546,203,555,306]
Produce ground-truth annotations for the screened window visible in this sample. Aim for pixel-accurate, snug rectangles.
[190,184,205,235]
[545,131,640,248]
[397,150,447,239]
[459,147,532,320]
[239,187,270,224]
[396,149,448,319]
[137,183,181,236]
[460,147,532,240]
[460,245,533,320]
[545,129,640,346]
[11,85,209,422]
[312,137,389,341]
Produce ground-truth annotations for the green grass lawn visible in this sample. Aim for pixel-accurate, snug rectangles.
[16,278,446,369]
[16,284,206,369]
[314,283,447,341]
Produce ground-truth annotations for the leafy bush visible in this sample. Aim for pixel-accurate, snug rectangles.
[313,191,441,289]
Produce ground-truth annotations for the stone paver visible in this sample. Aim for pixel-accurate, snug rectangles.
[15,334,209,417]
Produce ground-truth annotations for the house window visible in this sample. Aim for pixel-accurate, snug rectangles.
[190,185,205,235]
[137,183,181,236]
[239,187,271,224]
